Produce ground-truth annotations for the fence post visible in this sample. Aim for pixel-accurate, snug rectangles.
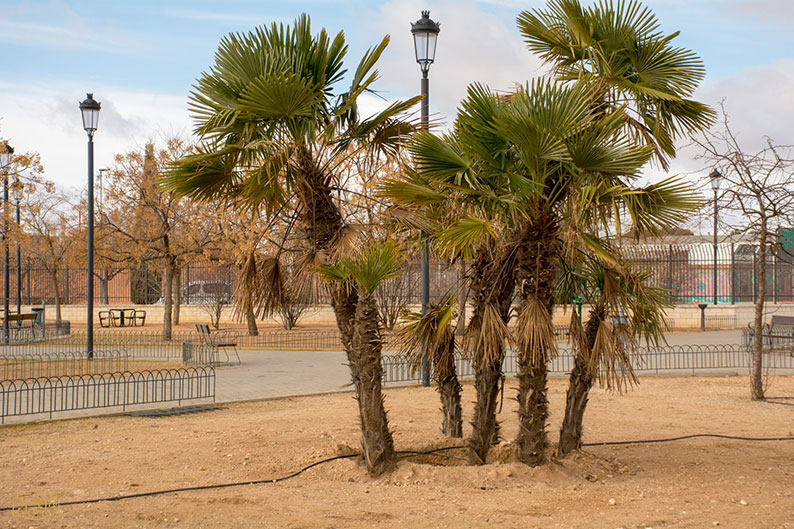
[64,267,69,305]
[27,257,31,305]
[668,244,674,300]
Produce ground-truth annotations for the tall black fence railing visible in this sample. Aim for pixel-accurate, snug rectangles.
[6,243,794,309]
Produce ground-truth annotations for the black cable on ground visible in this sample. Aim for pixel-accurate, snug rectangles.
[582,433,794,447]
[2,435,792,513]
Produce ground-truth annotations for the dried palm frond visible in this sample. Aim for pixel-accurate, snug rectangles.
[398,297,456,379]
[589,318,638,393]
[233,253,288,320]
[568,307,589,360]
[464,303,511,369]
[514,297,558,365]
[232,251,259,321]
[330,224,364,261]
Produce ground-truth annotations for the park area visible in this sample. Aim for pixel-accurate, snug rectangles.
[1,375,793,528]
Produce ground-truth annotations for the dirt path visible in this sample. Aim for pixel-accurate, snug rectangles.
[1,376,793,528]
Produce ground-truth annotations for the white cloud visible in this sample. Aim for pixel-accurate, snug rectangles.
[0,82,191,191]
[369,0,547,128]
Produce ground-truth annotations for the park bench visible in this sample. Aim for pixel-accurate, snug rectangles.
[747,315,794,356]
[8,312,43,341]
[195,323,240,365]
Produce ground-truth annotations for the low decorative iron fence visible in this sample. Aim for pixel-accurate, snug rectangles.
[0,367,215,423]
[0,350,128,380]
[381,343,793,383]
[181,341,220,366]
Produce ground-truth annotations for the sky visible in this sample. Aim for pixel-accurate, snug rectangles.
[2,0,794,200]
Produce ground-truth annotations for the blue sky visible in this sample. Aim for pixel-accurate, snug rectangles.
[2,0,794,194]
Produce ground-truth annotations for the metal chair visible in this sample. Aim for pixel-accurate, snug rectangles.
[195,323,240,365]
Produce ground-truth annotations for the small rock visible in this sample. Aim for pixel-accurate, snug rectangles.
[608,498,617,506]
[739,499,748,506]
[712,522,720,526]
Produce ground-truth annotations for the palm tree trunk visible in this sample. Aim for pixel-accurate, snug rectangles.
[558,309,602,457]
[348,293,394,475]
[436,336,462,437]
[465,248,516,465]
[514,214,558,466]
[468,362,503,463]
[296,154,393,476]
[515,358,548,465]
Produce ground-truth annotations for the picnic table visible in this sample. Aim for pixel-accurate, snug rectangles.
[99,308,146,328]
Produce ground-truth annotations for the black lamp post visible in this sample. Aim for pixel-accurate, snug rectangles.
[709,169,722,305]
[15,194,21,317]
[0,141,13,344]
[80,93,100,358]
[412,10,440,388]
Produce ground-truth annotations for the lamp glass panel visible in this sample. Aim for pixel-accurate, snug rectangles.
[414,33,428,63]
[426,33,437,63]
[82,108,99,132]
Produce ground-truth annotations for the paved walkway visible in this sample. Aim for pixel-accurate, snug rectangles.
[213,330,750,404]
[2,329,773,425]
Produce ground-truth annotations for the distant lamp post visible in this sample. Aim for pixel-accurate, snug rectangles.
[15,193,21,318]
[412,10,440,388]
[0,141,14,344]
[80,93,101,358]
[709,169,722,305]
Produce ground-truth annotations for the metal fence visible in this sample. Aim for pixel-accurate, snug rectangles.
[0,367,215,423]
[9,243,793,307]
[624,243,794,304]
[381,343,794,383]
[0,350,128,380]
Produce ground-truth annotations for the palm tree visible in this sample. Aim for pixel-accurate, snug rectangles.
[556,255,671,457]
[399,296,463,437]
[162,15,418,476]
[510,0,714,464]
[319,241,404,475]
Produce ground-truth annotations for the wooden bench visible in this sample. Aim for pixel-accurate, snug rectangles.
[8,313,43,341]
[195,324,240,365]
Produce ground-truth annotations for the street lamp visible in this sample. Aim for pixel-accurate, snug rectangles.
[80,93,101,358]
[709,169,722,305]
[15,192,21,318]
[411,10,440,387]
[0,141,14,344]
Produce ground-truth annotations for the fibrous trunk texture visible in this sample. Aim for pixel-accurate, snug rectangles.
[436,337,462,438]
[515,211,558,466]
[348,294,394,475]
[295,153,392,475]
[557,309,602,457]
[466,249,516,465]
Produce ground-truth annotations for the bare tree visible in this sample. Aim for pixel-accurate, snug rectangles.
[693,105,794,399]
[374,271,411,330]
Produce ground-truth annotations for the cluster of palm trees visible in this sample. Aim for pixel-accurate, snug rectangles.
[163,0,714,476]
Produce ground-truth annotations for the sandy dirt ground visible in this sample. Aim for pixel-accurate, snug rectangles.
[1,375,793,529]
